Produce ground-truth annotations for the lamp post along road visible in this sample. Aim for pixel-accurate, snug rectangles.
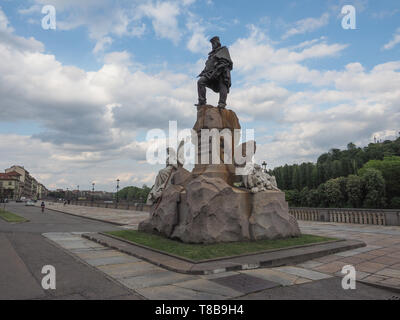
[262,161,267,173]
[116,179,120,207]
[91,183,95,205]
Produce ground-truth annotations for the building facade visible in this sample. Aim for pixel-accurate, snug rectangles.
[3,165,48,200]
[0,172,21,200]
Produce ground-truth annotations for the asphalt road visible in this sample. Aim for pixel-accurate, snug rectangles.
[0,202,143,300]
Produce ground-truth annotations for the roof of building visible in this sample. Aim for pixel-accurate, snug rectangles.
[0,171,21,180]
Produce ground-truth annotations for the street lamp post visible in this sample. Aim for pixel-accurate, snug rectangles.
[77,185,79,202]
[91,183,95,205]
[116,179,120,205]
[262,161,267,173]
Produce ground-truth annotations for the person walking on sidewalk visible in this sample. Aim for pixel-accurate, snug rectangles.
[41,201,45,213]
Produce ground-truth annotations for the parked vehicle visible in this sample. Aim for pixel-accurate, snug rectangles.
[25,200,35,206]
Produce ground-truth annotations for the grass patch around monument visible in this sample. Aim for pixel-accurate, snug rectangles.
[105,230,335,262]
[0,208,29,223]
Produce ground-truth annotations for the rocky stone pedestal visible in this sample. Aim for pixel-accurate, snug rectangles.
[139,105,301,244]
[140,171,300,244]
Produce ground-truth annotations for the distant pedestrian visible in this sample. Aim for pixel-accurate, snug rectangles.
[41,201,45,213]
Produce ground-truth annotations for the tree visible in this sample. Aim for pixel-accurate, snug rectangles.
[291,165,301,191]
[285,190,300,207]
[272,137,400,209]
[346,175,363,208]
[390,197,400,209]
[324,179,344,207]
[317,184,328,207]
[299,187,310,207]
[360,168,386,208]
[359,156,400,201]
[117,185,151,202]
[336,176,348,206]
[307,189,320,207]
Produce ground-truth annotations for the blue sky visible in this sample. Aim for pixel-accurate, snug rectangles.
[1,0,400,191]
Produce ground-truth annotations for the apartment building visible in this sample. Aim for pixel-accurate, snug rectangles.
[0,172,21,200]
[4,165,48,200]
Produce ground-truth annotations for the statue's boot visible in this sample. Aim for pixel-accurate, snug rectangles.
[195,100,207,107]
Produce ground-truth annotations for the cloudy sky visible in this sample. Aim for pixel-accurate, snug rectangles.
[1,0,400,192]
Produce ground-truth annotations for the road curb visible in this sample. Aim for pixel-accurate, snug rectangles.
[38,206,125,226]
[358,279,400,294]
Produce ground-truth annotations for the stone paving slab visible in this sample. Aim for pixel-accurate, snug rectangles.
[240,268,312,286]
[376,268,400,279]
[85,255,140,267]
[274,266,332,280]
[296,261,323,269]
[75,249,126,260]
[135,285,227,300]
[334,245,382,257]
[210,273,280,294]
[98,262,165,279]
[174,279,243,298]
[118,271,196,290]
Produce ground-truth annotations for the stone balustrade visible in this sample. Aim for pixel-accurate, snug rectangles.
[290,207,400,226]
[64,200,151,212]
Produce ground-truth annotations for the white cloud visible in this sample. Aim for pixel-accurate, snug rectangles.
[282,13,330,39]
[0,6,44,52]
[93,37,113,54]
[139,1,182,44]
[19,0,193,52]
[383,28,400,50]
[230,26,347,86]
[186,15,210,54]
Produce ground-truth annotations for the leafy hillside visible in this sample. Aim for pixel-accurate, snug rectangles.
[271,138,400,209]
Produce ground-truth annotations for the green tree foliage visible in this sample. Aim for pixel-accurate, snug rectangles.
[391,197,400,209]
[117,185,151,202]
[284,190,300,207]
[273,137,400,208]
[324,179,344,207]
[346,175,363,208]
[360,169,386,208]
[358,156,400,200]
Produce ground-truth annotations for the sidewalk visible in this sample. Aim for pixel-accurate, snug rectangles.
[296,221,400,289]
[40,202,149,227]
[41,203,400,290]
[44,232,397,299]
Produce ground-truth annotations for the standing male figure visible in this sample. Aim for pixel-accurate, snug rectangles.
[196,36,233,109]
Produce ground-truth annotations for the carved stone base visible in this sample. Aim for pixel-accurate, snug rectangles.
[139,175,301,244]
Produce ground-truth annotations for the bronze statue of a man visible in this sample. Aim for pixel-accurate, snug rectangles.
[196,36,233,109]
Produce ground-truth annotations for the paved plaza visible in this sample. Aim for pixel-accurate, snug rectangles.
[41,232,381,299]
[38,204,400,299]
[297,221,400,288]
[41,203,400,290]
[5,202,400,299]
